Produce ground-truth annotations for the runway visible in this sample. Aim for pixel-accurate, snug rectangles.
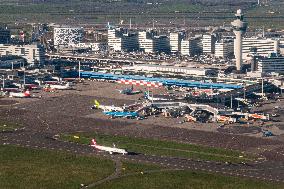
[1,130,284,183]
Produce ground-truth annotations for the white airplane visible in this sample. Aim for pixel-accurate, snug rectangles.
[249,113,269,120]
[90,139,128,155]
[91,100,125,112]
[46,82,71,90]
[9,91,31,98]
[100,105,124,112]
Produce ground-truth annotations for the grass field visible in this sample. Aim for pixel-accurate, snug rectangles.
[0,0,282,29]
[0,144,282,189]
[246,1,284,29]
[156,3,203,13]
[0,145,115,189]
[0,120,22,132]
[94,170,284,189]
[60,133,256,163]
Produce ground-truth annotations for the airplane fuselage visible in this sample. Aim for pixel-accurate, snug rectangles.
[9,92,30,98]
[47,83,71,90]
[91,144,127,155]
[103,111,139,118]
[99,105,124,112]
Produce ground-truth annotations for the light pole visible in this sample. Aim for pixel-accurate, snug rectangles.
[237,92,240,109]
[230,94,233,109]
[22,68,26,87]
[243,82,246,100]
[78,61,81,80]
[1,75,4,90]
[262,78,264,97]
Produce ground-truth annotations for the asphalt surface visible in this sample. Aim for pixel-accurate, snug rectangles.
[1,81,284,184]
[1,130,284,183]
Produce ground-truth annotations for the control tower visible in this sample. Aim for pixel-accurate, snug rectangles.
[231,9,248,71]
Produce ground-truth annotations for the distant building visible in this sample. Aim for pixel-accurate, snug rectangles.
[153,35,170,54]
[138,30,170,54]
[0,57,25,69]
[122,64,217,77]
[202,34,218,54]
[0,44,45,65]
[170,32,184,54]
[278,39,284,55]
[54,27,84,47]
[108,28,139,52]
[257,53,284,73]
[180,37,202,56]
[138,30,156,53]
[239,37,279,60]
[0,28,11,44]
[215,40,234,58]
[247,47,261,72]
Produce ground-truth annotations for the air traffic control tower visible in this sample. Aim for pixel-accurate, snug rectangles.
[231,9,248,71]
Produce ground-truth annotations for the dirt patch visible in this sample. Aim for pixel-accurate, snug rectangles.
[0,99,18,106]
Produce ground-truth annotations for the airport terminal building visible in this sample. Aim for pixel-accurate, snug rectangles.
[122,64,217,77]
[239,37,279,60]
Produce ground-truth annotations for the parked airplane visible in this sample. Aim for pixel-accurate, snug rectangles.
[24,83,41,90]
[216,115,236,123]
[235,98,251,105]
[253,92,268,100]
[249,113,269,120]
[144,91,175,101]
[9,91,31,98]
[90,139,128,155]
[45,82,71,90]
[103,111,139,119]
[118,85,141,95]
[2,87,19,92]
[14,82,40,90]
[91,100,125,112]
